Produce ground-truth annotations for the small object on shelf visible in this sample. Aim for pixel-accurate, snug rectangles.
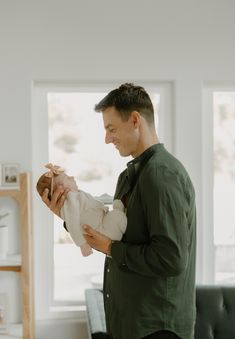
[0,293,9,334]
[0,212,10,259]
[1,163,20,188]
[0,225,8,259]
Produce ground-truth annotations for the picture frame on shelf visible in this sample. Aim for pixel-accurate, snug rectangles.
[2,163,20,187]
[0,293,9,333]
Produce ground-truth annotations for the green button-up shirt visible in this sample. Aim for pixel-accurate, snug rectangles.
[103,144,196,339]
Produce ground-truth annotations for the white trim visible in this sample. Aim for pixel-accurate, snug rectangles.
[31,81,173,320]
[201,86,215,284]
[152,83,174,153]
[31,84,53,319]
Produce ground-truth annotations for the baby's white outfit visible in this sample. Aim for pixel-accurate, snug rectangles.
[60,191,127,256]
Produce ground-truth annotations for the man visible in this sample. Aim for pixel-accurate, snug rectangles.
[42,83,196,339]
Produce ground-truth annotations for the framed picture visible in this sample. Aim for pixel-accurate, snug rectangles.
[2,163,20,187]
[0,293,9,333]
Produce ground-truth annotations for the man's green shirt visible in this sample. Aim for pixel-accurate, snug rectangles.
[103,144,196,339]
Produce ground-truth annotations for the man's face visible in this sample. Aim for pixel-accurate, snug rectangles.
[102,106,139,158]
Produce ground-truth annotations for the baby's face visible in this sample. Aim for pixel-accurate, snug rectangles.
[55,173,78,191]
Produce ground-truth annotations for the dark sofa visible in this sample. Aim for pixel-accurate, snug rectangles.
[85,286,235,339]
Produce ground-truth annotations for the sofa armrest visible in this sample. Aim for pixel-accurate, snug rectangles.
[85,289,109,339]
[195,285,235,339]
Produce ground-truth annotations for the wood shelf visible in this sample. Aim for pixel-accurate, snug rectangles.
[0,266,21,272]
[0,173,35,339]
[0,255,21,272]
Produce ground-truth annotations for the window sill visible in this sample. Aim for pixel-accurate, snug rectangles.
[47,305,87,320]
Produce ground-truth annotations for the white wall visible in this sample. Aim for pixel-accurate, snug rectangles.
[1,0,235,338]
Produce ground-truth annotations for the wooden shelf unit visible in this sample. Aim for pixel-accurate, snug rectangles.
[0,173,35,339]
[0,266,21,272]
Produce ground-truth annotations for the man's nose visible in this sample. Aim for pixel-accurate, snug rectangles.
[105,132,113,144]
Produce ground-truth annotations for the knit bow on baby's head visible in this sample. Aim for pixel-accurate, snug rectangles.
[44,163,65,197]
[44,163,65,178]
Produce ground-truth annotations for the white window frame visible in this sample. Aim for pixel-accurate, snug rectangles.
[31,81,173,320]
[201,83,235,284]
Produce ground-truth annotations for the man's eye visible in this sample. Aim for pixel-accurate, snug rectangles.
[109,128,115,133]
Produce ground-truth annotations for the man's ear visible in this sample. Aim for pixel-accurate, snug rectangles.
[130,111,141,128]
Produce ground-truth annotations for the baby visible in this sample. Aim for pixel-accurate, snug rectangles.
[36,163,127,256]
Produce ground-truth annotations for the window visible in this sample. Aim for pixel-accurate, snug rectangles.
[32,82,173,318]
[213,92,235,284]
[202,87,235,285]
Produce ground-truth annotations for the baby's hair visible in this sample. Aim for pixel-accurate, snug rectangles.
[37,164,65,200]
[36,173,58,200]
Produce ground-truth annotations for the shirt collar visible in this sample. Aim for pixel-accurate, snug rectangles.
[126,143,164,189]
[127,143,164,168]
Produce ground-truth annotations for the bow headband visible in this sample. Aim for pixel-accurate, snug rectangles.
[44,163,65,177]
[44,163,65,197]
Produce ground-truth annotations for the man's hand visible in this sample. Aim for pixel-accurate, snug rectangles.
[83,224,113,255]
[41,185,69,218]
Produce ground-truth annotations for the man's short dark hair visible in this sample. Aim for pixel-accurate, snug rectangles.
[94,83,155,125]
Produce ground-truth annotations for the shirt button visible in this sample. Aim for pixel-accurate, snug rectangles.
[106,294,109,298]
[107,269,110,273]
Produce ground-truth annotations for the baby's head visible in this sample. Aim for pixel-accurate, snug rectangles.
[36,164,78,199]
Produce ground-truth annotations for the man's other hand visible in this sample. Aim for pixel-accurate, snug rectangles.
[83,224,113,255]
